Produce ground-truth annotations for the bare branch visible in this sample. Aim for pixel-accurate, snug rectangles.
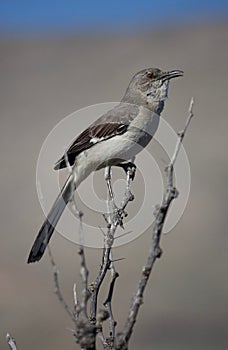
[6,333,17,350]
[97,330,109,350]
[78,232,90,320]
[90,245,112,323]
[48,246,76,322]
[116,98,195,348]
[90,164,135,323]
[73,283,80,319]
[170,97,194,167]
[104,252,119,343]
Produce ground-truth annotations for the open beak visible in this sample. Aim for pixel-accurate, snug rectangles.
[162,70,184,81]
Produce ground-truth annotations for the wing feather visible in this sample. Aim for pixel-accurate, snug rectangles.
[54,103,139,170]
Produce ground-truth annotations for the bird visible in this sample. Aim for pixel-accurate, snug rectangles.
[28,67,183,263]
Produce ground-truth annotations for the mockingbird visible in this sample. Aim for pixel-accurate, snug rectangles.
[28,67,183,263]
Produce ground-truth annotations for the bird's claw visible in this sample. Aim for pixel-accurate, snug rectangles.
[117,162,136,181]
[103,207,126,229]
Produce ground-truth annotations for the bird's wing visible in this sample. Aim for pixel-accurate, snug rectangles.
[54,103,139,170]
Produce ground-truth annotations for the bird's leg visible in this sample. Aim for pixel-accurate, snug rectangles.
[116,161,137,181]
[104,166,118,212]
[104,166,125,228]
[104,162,136,228]
[105,166,115,203]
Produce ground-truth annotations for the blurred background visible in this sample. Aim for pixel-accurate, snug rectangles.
[1,1,228,349]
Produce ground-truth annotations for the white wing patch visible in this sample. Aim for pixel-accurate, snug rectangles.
[90,136,105,144]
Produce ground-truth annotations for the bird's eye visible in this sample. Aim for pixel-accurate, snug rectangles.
[146,71,154,79]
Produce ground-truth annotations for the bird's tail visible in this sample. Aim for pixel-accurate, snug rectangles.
[27,175,75,263]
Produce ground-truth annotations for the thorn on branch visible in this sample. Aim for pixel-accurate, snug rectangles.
[155,246,163,258]
[171,187,179,199]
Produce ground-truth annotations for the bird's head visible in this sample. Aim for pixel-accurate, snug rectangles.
[122,67,183,113]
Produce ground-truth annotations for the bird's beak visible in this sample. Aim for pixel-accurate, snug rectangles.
[162,70,184,81]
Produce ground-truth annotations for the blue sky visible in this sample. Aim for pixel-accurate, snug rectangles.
[0,0,227,35]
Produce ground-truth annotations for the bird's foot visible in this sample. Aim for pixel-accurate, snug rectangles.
[103,206,127,229]
[116,162,136,180]
[113,207,128,229]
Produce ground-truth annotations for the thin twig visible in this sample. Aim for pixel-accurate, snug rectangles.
[90,245,112,322]
[116,98,194,348]
[78,226,90,320]
[48,246,76,322]
[170,98,194,167]
[73,283,78,310]
[97,331,109,350]
[6,333,17,350]
[73,283,80,319]
[104,251,119,342]
[72,190,89,320]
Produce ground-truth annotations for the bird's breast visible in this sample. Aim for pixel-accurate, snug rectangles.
[127,106,160,147]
